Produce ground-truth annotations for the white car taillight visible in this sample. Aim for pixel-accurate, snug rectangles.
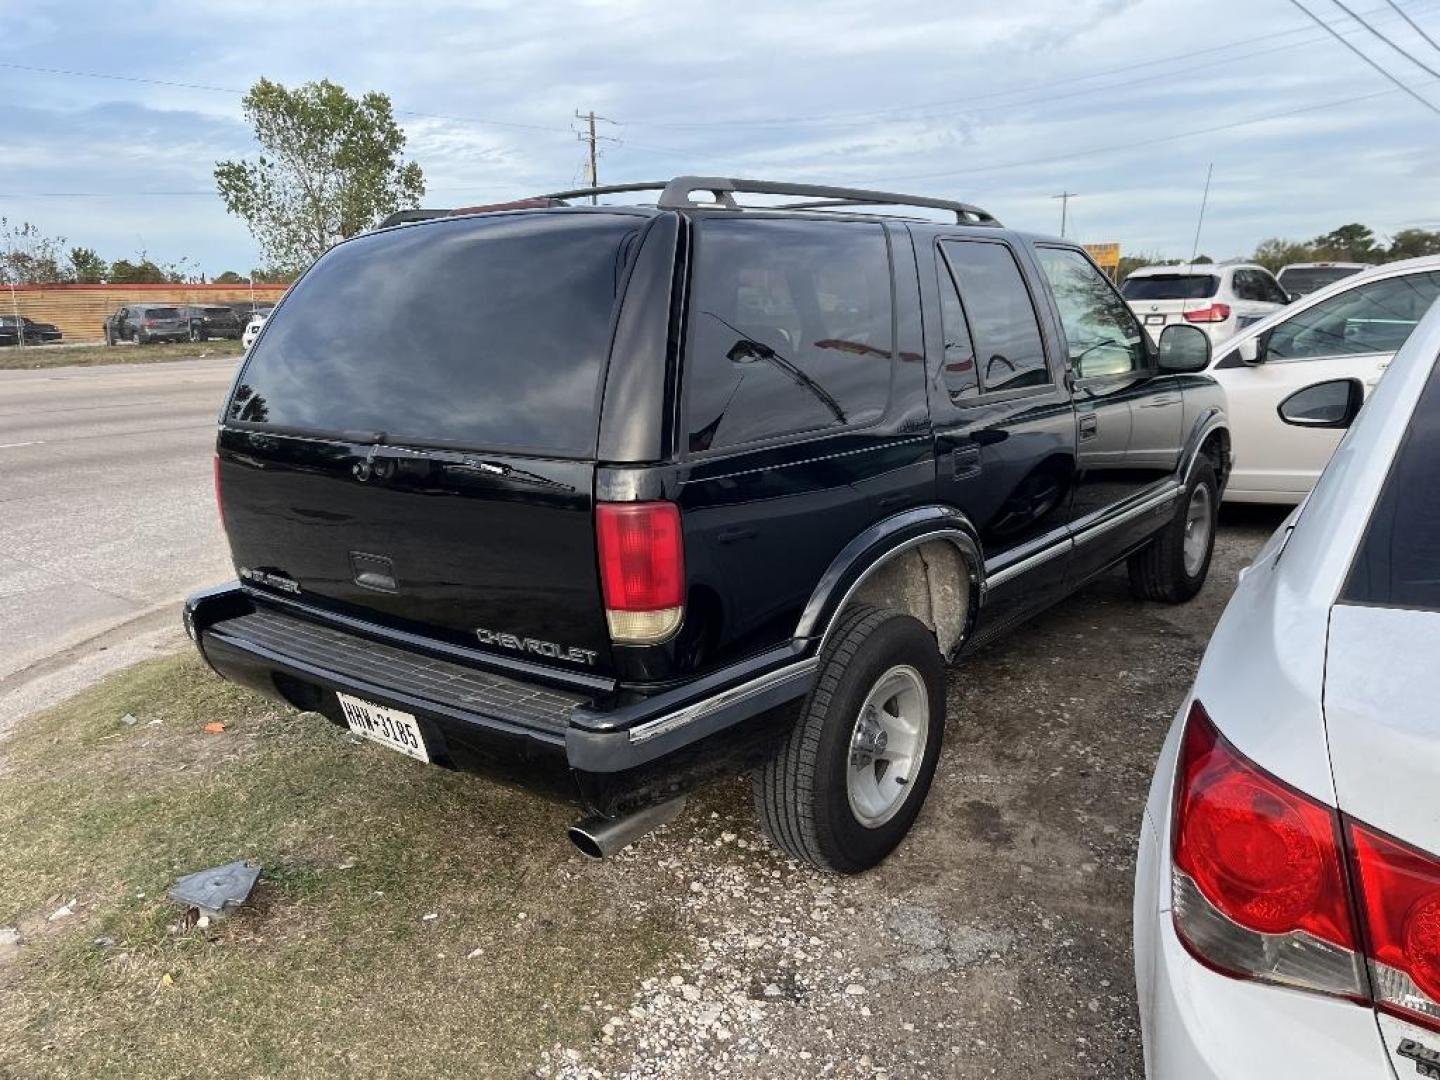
[1170,702,1367,1000]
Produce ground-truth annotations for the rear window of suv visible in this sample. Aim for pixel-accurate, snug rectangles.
[1119,275,1219,301]
[684,217,893,453]
[227,212,642,455]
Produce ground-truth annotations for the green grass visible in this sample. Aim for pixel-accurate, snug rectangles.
[0,339,244,370]
[0,654,683,1078]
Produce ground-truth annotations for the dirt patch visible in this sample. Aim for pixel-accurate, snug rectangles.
[0,339,243,370]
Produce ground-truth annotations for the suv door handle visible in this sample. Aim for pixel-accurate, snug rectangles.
[1138,396,1178,408]
[1079,414,1099,440]
[951,446,982,479]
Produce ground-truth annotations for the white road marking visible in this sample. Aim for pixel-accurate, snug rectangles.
[0,440,43,449]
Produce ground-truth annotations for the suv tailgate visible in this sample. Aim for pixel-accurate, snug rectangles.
[217,210,650,680]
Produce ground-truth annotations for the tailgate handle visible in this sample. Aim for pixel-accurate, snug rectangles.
[718,527,757,545]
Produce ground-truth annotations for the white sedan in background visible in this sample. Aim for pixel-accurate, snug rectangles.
[1134,298,1440,1078]
[1121,262,1288,345]
[1206,255,1440,503]
[241,314,268,350]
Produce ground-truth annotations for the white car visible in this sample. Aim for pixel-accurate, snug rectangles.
[1206,256,1440,503]
[241,314,268,350]
[1121,263,1288,346]
[1277,260,1370,300]
[1134,298,1440,1079]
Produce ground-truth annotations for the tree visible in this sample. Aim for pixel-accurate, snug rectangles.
[108,258,169,284]
[214,78,425,273]
[214,270,250,284]
[1388,228,1440,260]
[69,247,106,283]
[0,219,67,283]
[1116,251,1178,281]
[1311,223,1380,263]
[1251,237,1315,274]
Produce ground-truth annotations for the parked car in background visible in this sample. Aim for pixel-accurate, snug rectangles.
[183,305,244,341]
[186,175,1230,875]
[1134,297,1440,1080]
[1205,255,1440,503]
[230,301,275,326]
[1277,260,1370,300]
[241,313,268,350]
[104,305,191,345]
[0,314,62,345]
[1121,263,1288,345]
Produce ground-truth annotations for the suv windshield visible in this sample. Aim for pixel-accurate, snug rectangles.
[1120,274,1219,301]
[227,212,642,455]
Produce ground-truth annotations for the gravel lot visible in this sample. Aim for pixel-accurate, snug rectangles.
[536,507,1285,1079]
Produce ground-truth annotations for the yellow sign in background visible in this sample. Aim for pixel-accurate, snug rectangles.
[1083,242,1121,277]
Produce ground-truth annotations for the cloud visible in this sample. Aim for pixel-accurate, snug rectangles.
[3,0,1439,269]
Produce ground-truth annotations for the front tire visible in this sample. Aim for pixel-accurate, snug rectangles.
[754,605,946,873]
[1128,460,1218,604]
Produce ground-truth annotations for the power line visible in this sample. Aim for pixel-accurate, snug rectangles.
[1330,0,1440,76]
[1284,0,1440,114]
[1385,0,1440,49]
[621,0,1438,130]
[865,77,1439,184]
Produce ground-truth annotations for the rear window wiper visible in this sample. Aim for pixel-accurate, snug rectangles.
[358,443,574,491]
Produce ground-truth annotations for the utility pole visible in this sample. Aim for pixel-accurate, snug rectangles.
[1051,191,1077,238]
[575,110,619,203]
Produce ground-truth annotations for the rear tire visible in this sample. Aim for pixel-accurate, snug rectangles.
[754,605,946,874]
[1128,460,1218,604]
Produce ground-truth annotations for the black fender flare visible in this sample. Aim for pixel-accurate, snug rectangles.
[792,505,984,655]
[1178,407,1230,487]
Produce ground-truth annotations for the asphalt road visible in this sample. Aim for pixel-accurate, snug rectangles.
[0,358,236,691]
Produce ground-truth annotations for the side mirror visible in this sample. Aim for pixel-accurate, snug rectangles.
[1237,335,1266,366]
[1278,378,1365,429]
[1287,291,1303,303]
[1156,323,1212,374]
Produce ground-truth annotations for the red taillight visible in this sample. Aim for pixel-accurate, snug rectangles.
[213,455,226,530]
[1183,303,1232,324]
[1170,702,1365,997]
[1350,821,1440,1031]
[144,319,159,328]
[595,502,684,643]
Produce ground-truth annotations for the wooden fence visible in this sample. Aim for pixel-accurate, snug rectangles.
[3,283,290,344]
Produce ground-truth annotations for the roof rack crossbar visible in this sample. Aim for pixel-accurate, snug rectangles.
[534,176,1000,226]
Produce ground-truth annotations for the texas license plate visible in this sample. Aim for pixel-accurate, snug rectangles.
[337,693,429,763]
[1144,314,1166,325]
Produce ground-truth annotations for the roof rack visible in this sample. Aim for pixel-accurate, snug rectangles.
[535,176,1000,226]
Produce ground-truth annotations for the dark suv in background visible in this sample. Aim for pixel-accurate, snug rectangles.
[183,305,244,341]
[186,177,1228,873]
[104,305,190,345]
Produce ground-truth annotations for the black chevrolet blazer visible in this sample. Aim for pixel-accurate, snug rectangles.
[186,176,1230,873]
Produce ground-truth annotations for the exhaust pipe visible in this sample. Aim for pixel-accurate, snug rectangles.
[568,796,687,859]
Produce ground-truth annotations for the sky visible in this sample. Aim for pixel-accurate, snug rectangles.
[4,0,1440,275]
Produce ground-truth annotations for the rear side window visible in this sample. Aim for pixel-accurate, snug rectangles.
[1120,275,1219,301]
[145,307,180,318]
[1343,356,1440,611]
[940,240,1050,394]
[228,213,641,455]
[1269,272,1440,361]
[684,218,893,453]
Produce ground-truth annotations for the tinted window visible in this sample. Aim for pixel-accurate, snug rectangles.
[1343,357,1440,611]
[940,240,1050,393]
[685,218,893,452]
[144,307,181,318]
[1036,246,1147,378]
[1120,274,1219,301]
[1256,270,1290,305]
[1278,266,1364,296]
[228,213,640,455]
[938,259,979,400]
[1268,272,1440,361]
